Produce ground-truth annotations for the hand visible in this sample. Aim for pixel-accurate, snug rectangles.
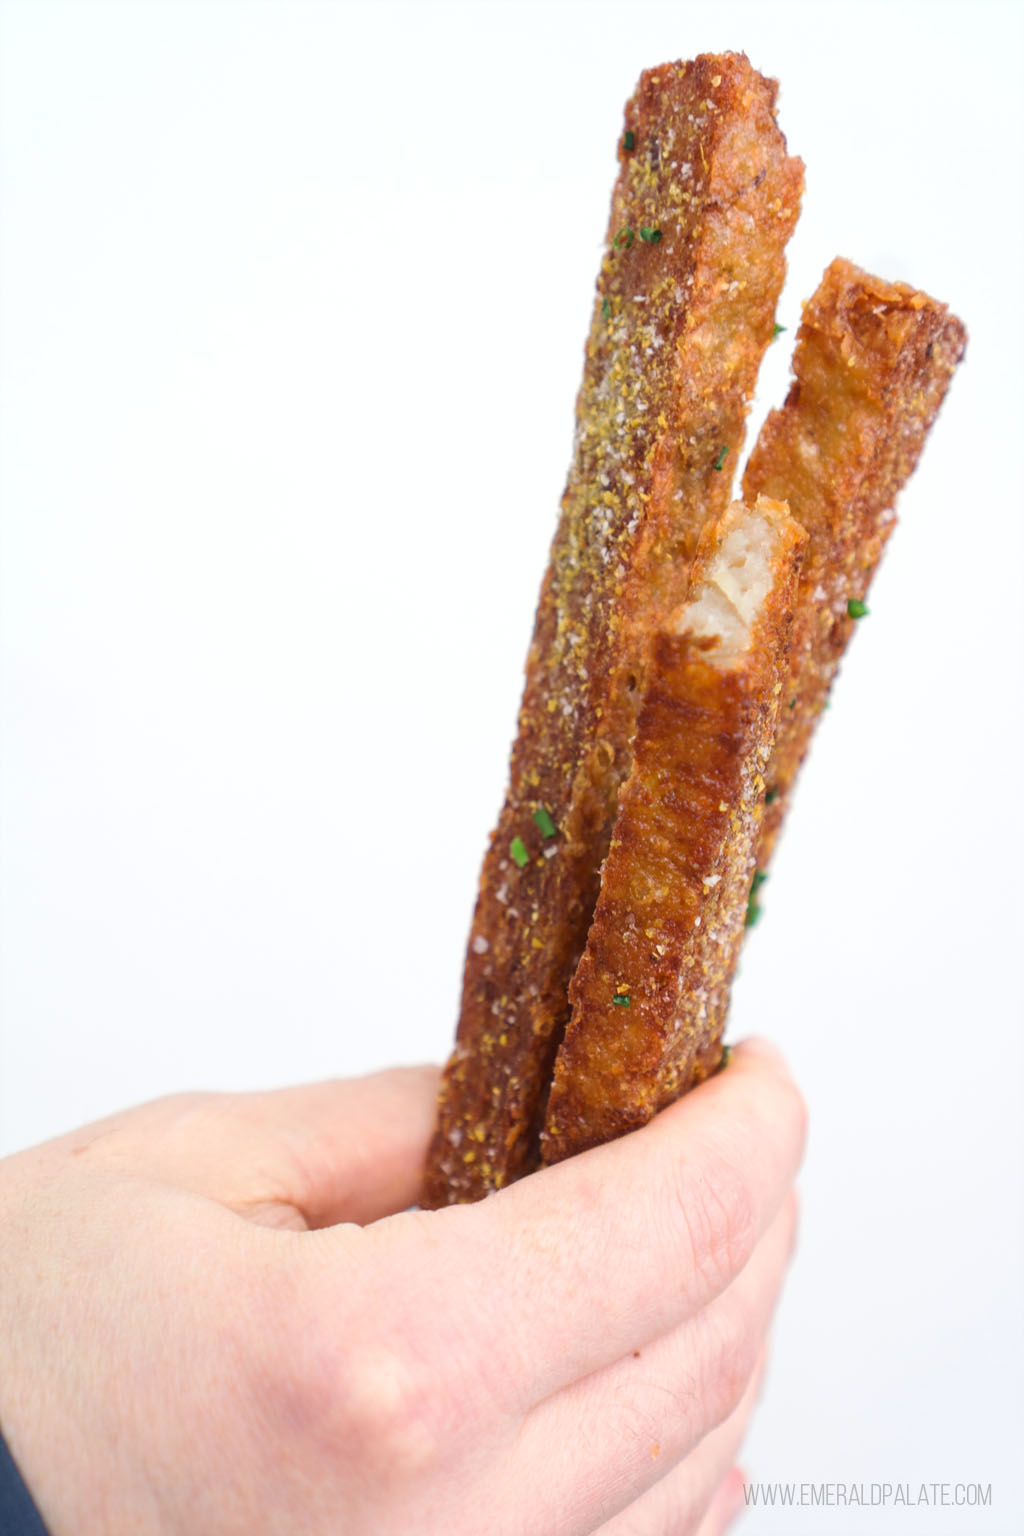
[0,1040,805,1535]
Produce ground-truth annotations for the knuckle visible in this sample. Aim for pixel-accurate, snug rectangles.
[792,1081,810,1155]
[782,1187,800,1257]
[329,1345,443,1474]
[672,1148,757,1294]
[262,1253,447,1480]
[701,1295,760,1426]
[783,1075,810,1163]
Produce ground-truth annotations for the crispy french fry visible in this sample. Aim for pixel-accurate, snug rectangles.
[541,497,805,1162]
[743,258,967,866]
[422,54,802,1206]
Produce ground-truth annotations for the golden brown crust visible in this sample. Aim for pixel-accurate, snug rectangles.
[541,498,805,1163]
[421,54,803,1207]
[742,258,966,867]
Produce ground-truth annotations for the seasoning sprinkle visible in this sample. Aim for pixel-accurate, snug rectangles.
[532,805,558,839]
[623,130,635,152]
[713,444,729,471]
[847,598,869,619]
[509,836,530,869]
[720,1043,732,1069]
[765,786,779,804]
[602,296,611,320]
[639,226,662,243]
[614,226,635,250]
[612,993,631,1007]
[773,323,787,339]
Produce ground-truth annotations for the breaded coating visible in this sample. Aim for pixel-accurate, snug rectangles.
[421,54,803,1207]
[541,498,805,1163]
[742,258,967,867]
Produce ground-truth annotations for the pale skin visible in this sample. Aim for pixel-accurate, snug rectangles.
[0,1039,805,1536]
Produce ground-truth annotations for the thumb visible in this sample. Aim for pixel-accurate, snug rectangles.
[44,1065,442,1229]
[242,1065,441,1226]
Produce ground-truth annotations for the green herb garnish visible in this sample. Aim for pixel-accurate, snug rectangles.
[532,805,557,839]
[847,598,869,619]
[773,323,787,339]
[713,444,729,471]
[614,226,635,250]
[612,992,631,1007]
[602,296,611,320]
[623,130,635,153]
[720,1043,732,1069]
[509,836,529,869]
[745,870,768,929]
[639,226,662,243]
[765,786,779,805]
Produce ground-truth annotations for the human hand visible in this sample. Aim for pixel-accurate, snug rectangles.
[0,1040,805,1536]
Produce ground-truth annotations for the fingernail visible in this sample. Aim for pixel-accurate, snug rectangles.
[722,1465,747,1526]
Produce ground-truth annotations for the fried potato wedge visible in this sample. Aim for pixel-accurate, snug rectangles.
[743,258,967,866]
[422,54,802,1206]
[541,497,805,1162]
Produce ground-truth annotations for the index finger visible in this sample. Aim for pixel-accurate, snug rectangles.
[413,1038,806,1409]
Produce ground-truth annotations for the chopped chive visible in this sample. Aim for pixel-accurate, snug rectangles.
[745,870,767,929]
[772,323,787,339]
[509,836,529,869]
[788,696,797,709]
[532,805,557,839]
[612,992,631,1007]
[847,598,869,619]
[613,226,635,250]
[720,1043,732,1069]
[713,444,729,471]
[639,226,662,243]
[765,786,779,805]
[601,296,611,320]
[623,130,635,153]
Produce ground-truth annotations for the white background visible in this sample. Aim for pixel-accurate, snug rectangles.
[1,2,1021,1531]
